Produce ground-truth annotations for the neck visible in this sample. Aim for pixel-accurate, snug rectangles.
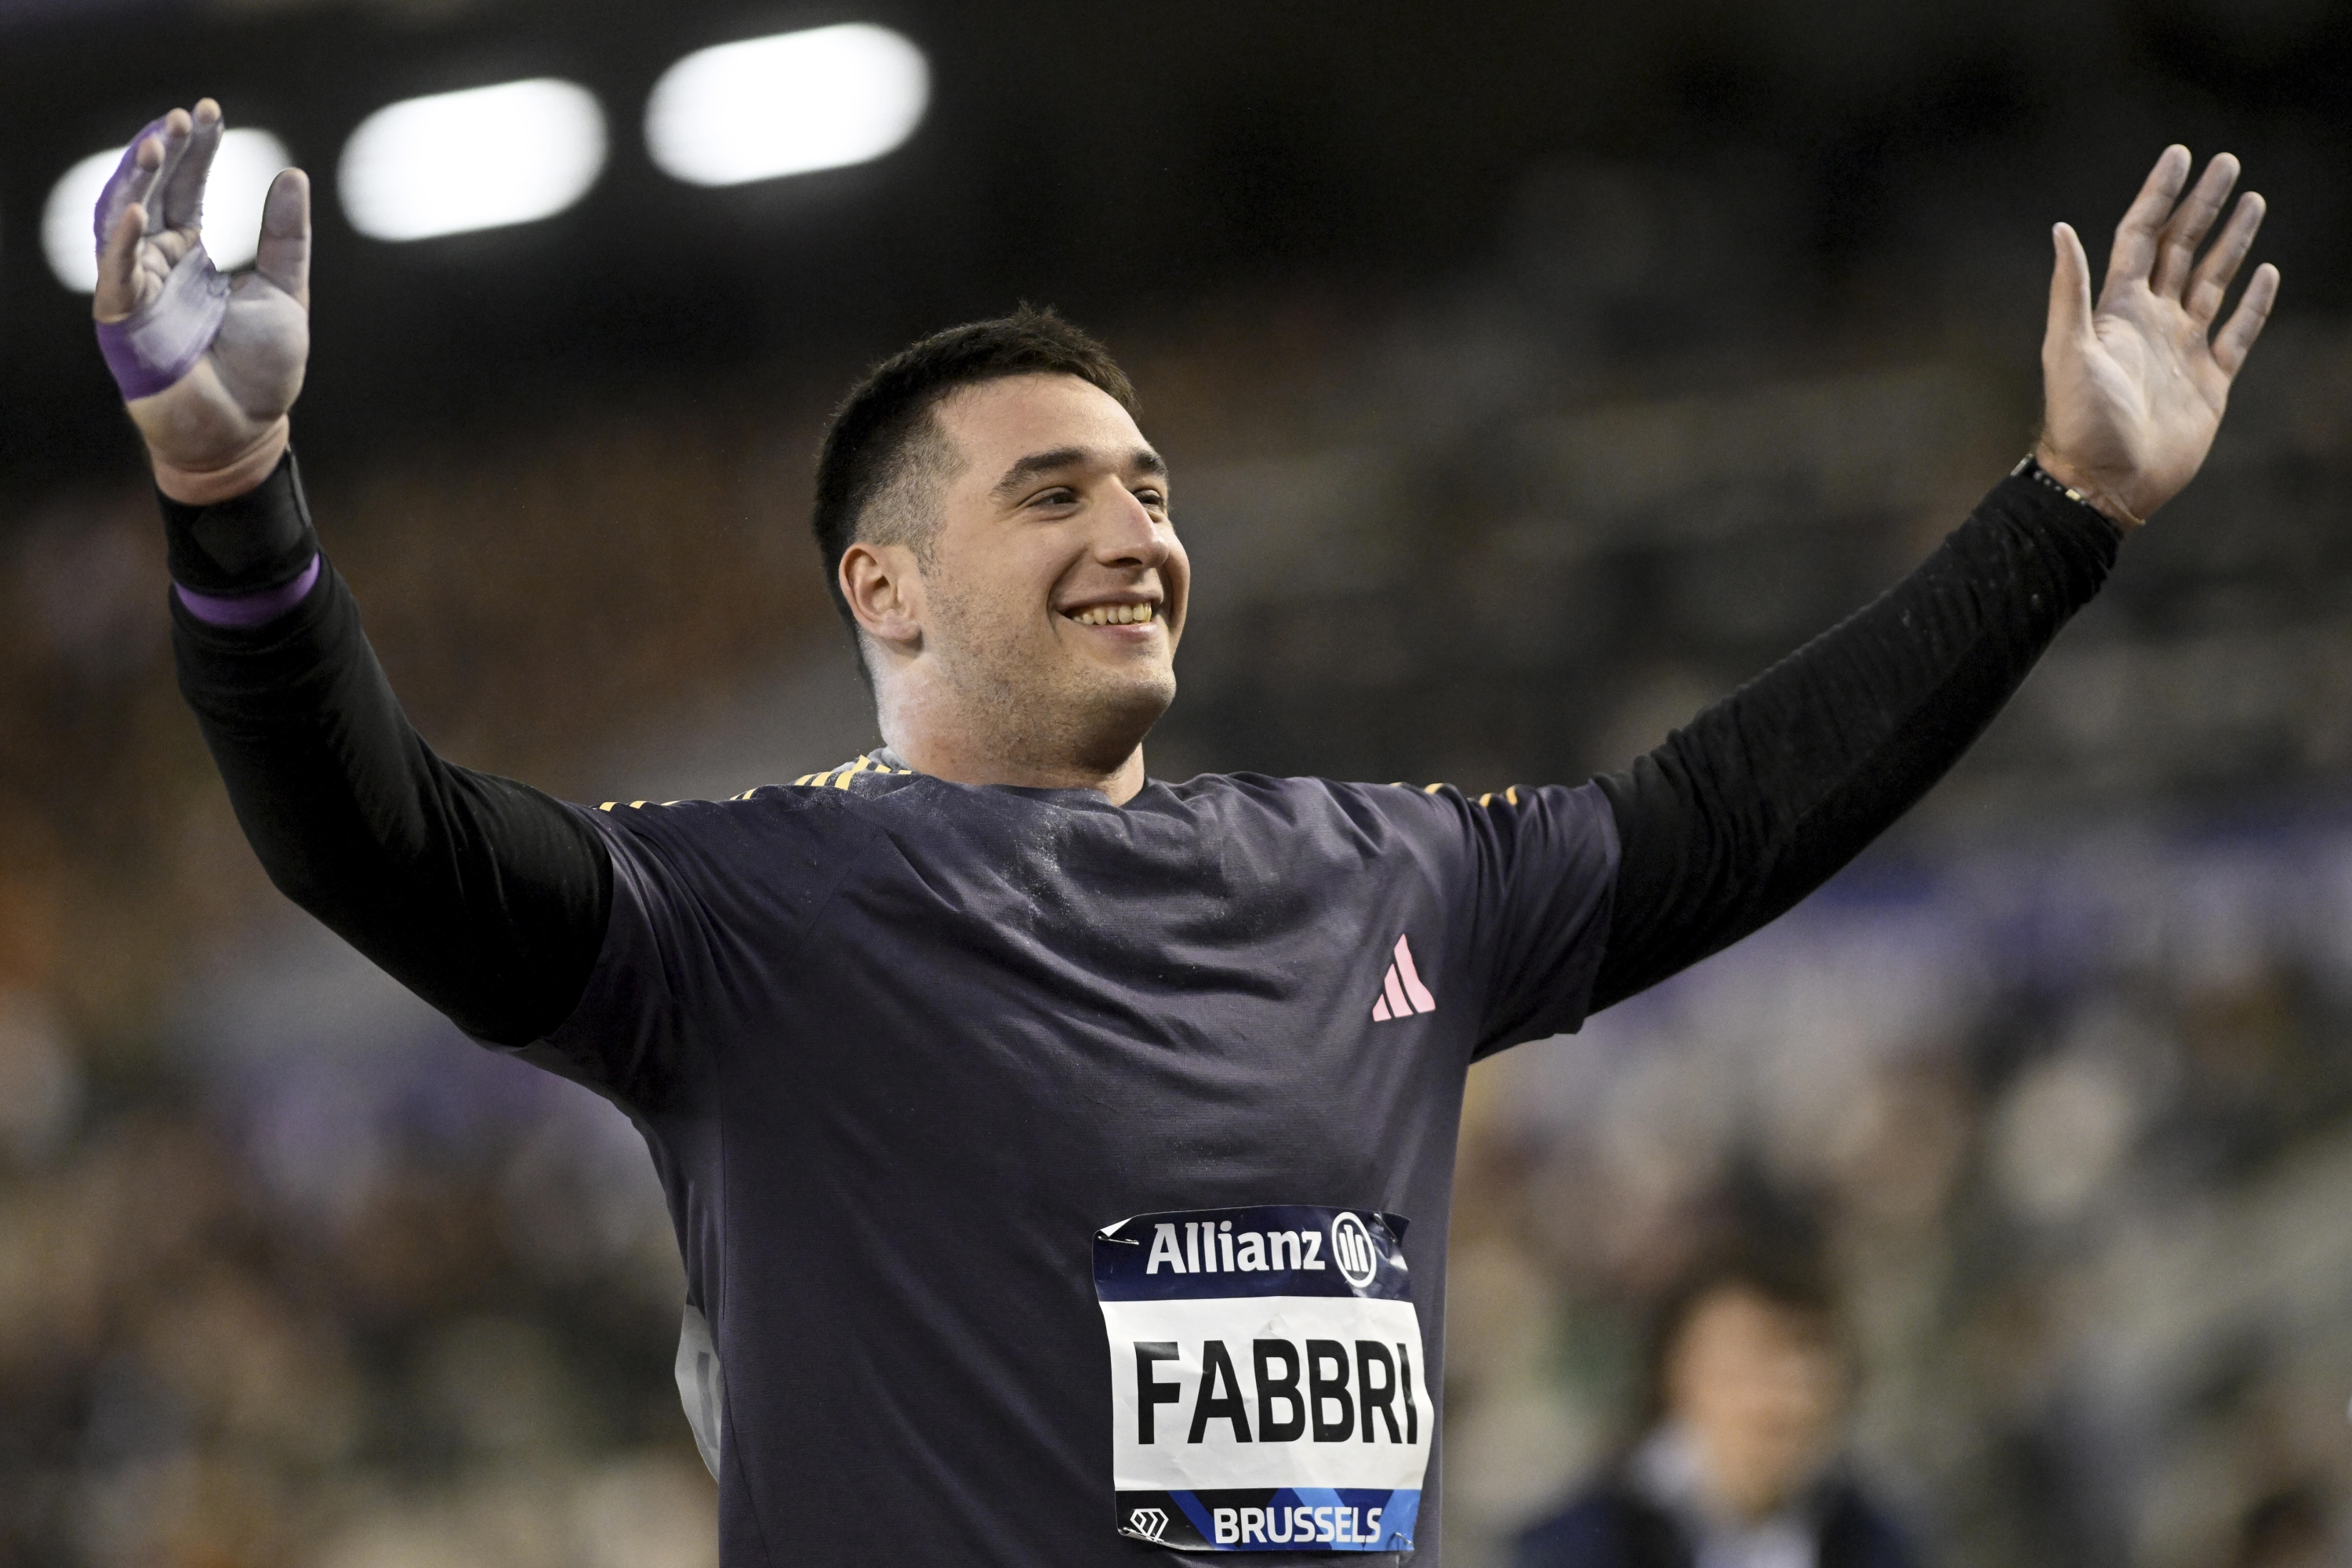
[890,730,1149,804]
[877,675,1152,804]
[1639,1421,1806,1529]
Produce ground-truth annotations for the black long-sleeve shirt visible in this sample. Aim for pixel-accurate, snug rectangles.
[162,457,2118,1566]
[168,456,2118,1043]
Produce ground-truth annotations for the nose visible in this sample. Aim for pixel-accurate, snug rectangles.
[1091,482,1171,570]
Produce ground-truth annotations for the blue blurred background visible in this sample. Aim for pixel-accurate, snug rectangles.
[5,1,2352,1563]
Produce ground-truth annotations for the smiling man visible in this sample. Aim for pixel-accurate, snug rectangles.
[93,100,2275,1565]
[824,359,1185,798]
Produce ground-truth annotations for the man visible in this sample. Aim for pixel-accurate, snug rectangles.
[89,99,2274,1563]
[1516,1251,1914,1568]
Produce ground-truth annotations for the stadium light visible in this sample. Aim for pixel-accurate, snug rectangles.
[339,78,606,241]
[644,23,929,188]
[42,128,292,293]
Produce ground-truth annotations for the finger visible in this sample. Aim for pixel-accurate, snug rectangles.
[2045,222,2096,354]
[2212,261,2281,378]
[2150,152,2241,302]
[140,107,196,238]
[2184,191,2265,326]
[91,117,169,258]
[2106,145,2191,296]
[253,168,312,309]
[158,98,225,238]
[93,202,148,323]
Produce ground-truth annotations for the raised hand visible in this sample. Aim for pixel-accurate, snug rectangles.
[93,100,311,504]
[2036,147,2279,531]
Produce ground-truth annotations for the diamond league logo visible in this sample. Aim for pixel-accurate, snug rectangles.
[1330,1211,1379,1288]
[1129,1507,1171,1541]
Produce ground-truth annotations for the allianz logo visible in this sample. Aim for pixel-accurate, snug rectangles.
[1145,1213,1383,1288]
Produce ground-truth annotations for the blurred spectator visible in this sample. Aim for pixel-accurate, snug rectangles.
[2230,1485,2336,1568]
[1515,1249,1915,1568]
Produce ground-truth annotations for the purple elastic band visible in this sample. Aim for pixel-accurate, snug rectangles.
[175,555,320,628]
[93,116,230,401]
[96,241,229,401]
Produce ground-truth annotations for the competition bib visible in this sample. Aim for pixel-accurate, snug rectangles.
[1095,1205,1428,1553]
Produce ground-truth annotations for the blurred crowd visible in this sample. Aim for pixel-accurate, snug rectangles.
[7,141,2352,1566]
[0,411,818,1563]
[1450,819,2352,1568]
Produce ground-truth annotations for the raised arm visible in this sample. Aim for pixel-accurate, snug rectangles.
[1590,147,2278,1008]
[94,102,612,1047]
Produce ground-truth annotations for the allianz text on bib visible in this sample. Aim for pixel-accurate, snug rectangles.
[1095,1204,1428,1552]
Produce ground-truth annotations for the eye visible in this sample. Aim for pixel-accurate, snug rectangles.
[1136,488,1169,510]
[1028,486,1080,510]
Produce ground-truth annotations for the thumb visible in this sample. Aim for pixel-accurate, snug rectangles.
[2045,221,2095,358]
[252,168,311,310]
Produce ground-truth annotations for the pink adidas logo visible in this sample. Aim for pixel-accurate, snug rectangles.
[1370,935,1436,1022]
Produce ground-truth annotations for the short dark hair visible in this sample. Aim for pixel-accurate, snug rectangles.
[811,306,1140,643]
[1637,1245,1843,1428]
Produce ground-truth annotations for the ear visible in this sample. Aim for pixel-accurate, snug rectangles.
[840,541,924,655]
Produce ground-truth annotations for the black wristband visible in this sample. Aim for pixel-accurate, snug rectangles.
[159,448,319,593]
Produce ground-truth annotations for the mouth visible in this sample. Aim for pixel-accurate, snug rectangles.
[1063,601,1160,628]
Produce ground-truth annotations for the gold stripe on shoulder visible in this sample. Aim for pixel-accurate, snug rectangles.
[787,755,907,789]
[598,802,616,812]
[1422,782,1447,795]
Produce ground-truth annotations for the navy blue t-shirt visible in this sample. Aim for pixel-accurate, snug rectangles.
[548,757,1618,1565]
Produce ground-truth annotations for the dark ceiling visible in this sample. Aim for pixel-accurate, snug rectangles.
[4,0,2350,503]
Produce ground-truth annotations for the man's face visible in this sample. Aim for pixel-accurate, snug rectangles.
[906,374,1189,770]
[1665,1287,1846,1521]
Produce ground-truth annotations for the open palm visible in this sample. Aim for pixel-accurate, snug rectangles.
[93,100,311,504]
[2038,147,2279,529]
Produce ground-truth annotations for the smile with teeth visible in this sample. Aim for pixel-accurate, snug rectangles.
[1069,603,1156,626]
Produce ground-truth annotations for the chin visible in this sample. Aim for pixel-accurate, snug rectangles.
[1115,667,1178,717]
[1069,667,1176,743]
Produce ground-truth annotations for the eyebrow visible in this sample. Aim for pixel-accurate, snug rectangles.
[988,445,1168,501]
